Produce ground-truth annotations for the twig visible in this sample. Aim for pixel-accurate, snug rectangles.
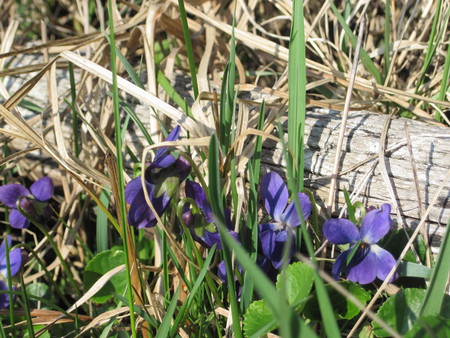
[326,17,366,214]
[404,122,431,267]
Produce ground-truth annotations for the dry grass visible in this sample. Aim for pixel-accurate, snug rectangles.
[0,0,449,334]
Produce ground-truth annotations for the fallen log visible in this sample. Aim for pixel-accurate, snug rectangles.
[263,109,450,253]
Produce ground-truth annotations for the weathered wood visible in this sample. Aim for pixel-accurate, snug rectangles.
[263,109,450,252]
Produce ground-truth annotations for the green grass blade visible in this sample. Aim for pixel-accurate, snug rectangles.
[208,134,243,337]
[437,11,450,121]
[113,45,145,89]
[107,1,136,335]
[18,273,34,337]
[177,0,199,99]
[219,13,237,153]
[169,245,216,336]
[419,219,450,317]
[241,100,266,311]
[156,287,181,338]
[328,0,382,84]
[96,189,111,253]
[157,70,192,117]
[414,0,443,93]
[3,236,15,334]
[384,0,391,82]
[288,0,306,187]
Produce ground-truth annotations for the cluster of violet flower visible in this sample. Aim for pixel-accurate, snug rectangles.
[124,126,398,286]
[0,177,54,309]
[0,236,23,309]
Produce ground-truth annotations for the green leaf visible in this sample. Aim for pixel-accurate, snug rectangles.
[404,315,450,337]
[372,288,449,336]
[276,262,314,310]
[243,300,278,338]
[398,261,432,278]
[26,282,50,308]
[156,287,181,338]
[420,219,450,318]
[303,281,371,320]
[83,249,127,303]
[383,229,427,264]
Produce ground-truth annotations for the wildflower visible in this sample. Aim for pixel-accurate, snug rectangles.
[323,203,398,285]
[258,172,312,269]
[0,235,23,309]
[125,126,191,228]
[182,179,238,249]
[0,177,54,229]
[218,255,270,284]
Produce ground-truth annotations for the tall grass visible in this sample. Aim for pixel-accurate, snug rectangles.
[106,0,137,335]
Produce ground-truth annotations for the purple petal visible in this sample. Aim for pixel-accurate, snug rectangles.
[271,231,295,269]
[0,280,11,309]
[154,126,181,160]
[0,236,22,277]
[128,198,157,228]
[332,249,351,280]
[372,245,398,283]
[282,193,312,227]
[200,230,222,249]
[346,248,378,285]
[259,225,277,262]
[0,184,30,208]
[0,236,11,262]
[125,176,154,205]
[9,209,30,229]
[30,177,54,202]
[125,177,143,204]
[260,172,288,222]
[174,156,191,182]
[127,184,170,228]
[323,218,360,244]
[150,154,176,170]
[218,260,227,282]
[185,180,214,223]
[360,204,392,244]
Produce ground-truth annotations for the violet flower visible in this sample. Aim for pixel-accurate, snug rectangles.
[323,203,398,285]
[258,172,312,269]
[0,236,23,309]
[182,179,238,249]
[218,255,269,284]
[125,126,191,228]
[0,177,54,229]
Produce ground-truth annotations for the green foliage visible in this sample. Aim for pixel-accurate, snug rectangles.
[276,262,315,309]
[372,288,450,337]
[288,0,306,186]
[83,249,127,304]
[26,282,50,309]
[243,262,315,336]
[404,316,450,337]
[383,229,427,264]
[303,281,371,321]
[243,300,277,337]
[420,219,450,318]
